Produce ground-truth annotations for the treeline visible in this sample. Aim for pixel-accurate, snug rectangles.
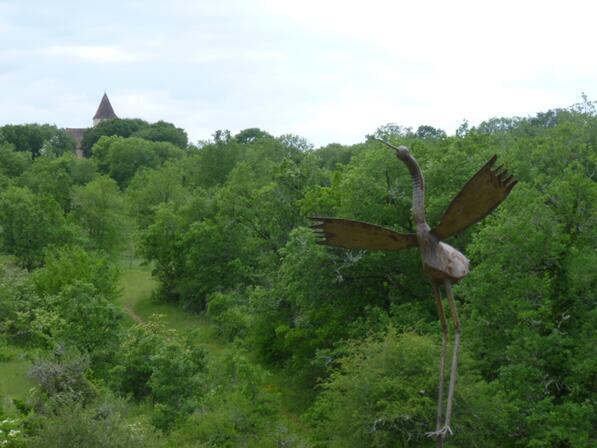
[0,101,595,447]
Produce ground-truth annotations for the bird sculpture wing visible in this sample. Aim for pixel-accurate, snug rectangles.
[310,217,417,251]
[432,155,517,240]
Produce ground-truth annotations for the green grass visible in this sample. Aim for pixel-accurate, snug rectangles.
[0,358,33,403]
[117,266,158,321]
[116,261,312,431]
[117,263,223,353]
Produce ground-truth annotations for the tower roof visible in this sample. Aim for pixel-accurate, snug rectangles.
[93,93,117,120]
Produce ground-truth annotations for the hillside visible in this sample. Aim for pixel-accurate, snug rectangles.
[0,105,595,447]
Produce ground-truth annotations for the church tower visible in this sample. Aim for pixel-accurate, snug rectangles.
[93,92,118,126]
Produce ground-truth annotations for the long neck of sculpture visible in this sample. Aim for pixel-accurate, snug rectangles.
[400,153,427,226]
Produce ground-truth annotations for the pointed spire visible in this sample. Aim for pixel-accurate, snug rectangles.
[93,93,117,124]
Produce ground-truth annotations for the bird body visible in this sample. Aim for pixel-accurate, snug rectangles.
[419,235,470,283]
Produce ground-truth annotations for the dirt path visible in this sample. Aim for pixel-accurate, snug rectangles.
[117,266,156,325]
[123,304,144,323]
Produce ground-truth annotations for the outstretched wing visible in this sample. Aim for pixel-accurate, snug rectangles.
[310,217,417,251]
[433,155,517,240]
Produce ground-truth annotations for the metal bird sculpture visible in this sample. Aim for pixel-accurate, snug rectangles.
[310,141,516,443]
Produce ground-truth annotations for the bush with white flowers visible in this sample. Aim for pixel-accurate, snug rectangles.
[0,418,25,447]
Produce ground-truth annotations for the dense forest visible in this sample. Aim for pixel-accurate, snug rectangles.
[0,100,595,447]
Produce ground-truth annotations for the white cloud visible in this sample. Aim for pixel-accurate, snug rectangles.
[41,45,149,64]
[115,90,187,120]
[2,0,597,146]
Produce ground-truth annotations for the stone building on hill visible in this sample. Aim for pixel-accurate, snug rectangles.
[65,93,117,157]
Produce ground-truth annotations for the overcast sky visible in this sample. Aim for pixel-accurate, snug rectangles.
[1,0,596,146]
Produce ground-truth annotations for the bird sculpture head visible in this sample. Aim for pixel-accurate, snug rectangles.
[393,144,411,160]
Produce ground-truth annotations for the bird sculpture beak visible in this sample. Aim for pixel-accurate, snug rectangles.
[376,139,410,158]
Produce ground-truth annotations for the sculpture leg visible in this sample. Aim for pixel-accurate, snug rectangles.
[426,283,450,447]
[433,283,449,431]
[443,279,461,436]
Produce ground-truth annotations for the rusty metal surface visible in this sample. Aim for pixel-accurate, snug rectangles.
[310,217,417,251]
[432,155,517,240]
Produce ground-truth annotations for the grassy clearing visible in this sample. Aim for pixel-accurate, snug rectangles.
[117,262,222,353]
[116,261,311,436]
[0,358,33,403]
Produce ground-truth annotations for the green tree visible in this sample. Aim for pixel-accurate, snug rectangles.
[39,282,122,354]
[250,225,422,385]
[166,345,298,447]
[110,319,206,429]
[40,130,77,157]
[0,124,72,158]
[182,132,244,189]
[414,125,447,139]
[81,118,146,157]
[234,127,272,144]
[82,118,188,156]
[26,393,163,448]
[0,187,78,269]
[142,207,249,309]
[127,163,189,229]
[71,176,129,254]
[132,120,188,148]
[92,136,184,188]
[0,248,121,356]
[0,143,32,178]
[314,143,358,170]
[370,123,413,140]
[18,154,86,211]
[0,258,47,345]
[33,246,119,301]
[459,168,597,446]
[309,329,507,448]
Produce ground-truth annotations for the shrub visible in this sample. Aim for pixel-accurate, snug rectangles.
[308,328,508,448]
[26,396,164,448]
[110,318,206,430]
[206,292,250,341]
